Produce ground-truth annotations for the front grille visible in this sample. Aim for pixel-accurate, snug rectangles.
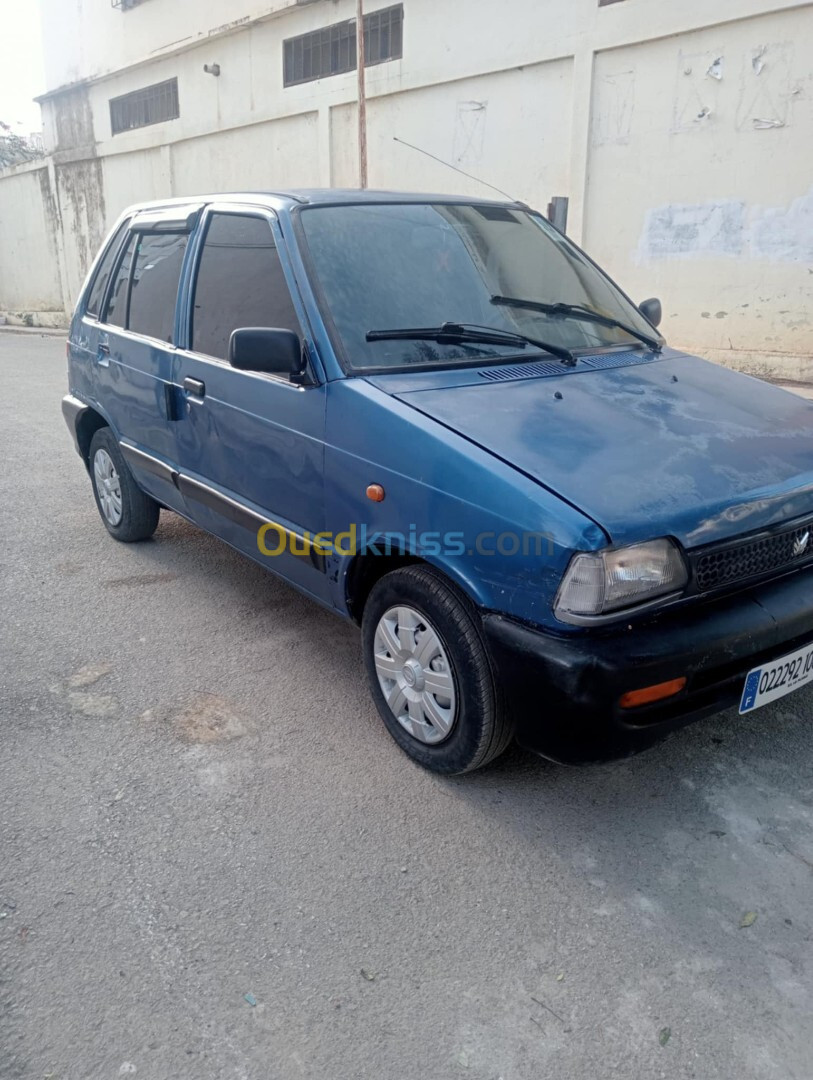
[692,517,813,592]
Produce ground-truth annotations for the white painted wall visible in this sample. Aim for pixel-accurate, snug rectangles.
[0,0,810,376]
[0,165,64,315]
[331,59,574,208]
[584,6,813,372]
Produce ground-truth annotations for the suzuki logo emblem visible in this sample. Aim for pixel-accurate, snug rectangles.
[793,531,810,557]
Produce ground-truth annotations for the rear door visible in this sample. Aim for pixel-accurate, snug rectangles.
[171,205,329,602]
[70,219,129,407]
[94,207,200,509]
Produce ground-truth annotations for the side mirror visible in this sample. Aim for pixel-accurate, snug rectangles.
[228,327,310,383]
[639,297,662,329]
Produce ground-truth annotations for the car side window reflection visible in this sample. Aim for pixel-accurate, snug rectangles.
[103,230,188,343]
[128,232,188,343]
[191,213,301,362]
[105,234,136,329]
[85,222,128,319]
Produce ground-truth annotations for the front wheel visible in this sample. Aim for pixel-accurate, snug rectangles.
[89,428,160,542]
[362,565,513,774]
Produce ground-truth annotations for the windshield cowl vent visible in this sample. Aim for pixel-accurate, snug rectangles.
[478,350,658,382]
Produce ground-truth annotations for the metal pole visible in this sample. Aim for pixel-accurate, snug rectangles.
[356,0,368,188]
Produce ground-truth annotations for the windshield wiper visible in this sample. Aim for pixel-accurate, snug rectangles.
[490,295,662,353]
[366,321,576,366]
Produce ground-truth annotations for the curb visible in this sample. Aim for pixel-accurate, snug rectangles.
[0,325,67,338]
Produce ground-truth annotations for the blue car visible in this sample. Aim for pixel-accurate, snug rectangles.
[63,190,813,773]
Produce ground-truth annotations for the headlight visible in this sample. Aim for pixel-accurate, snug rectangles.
[554,538,688,623]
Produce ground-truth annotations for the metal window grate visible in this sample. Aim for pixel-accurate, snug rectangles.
[364,5,403,66]
[284,20,357,86]
[283,4,403,87]
[110,78,179,135]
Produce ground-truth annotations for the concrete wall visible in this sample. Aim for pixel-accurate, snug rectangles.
[0,164,65,320]
[1,0,810,376]
[585,5,813,375]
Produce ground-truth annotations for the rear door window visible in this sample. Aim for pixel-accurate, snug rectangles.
[191,213,300,361]
[103,230,188,342]
[85,222,128,319]
[128,232,188,343]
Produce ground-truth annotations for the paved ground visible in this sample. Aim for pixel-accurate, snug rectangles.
[1,334,812,1080]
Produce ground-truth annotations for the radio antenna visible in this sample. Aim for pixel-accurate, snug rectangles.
[392,137,518,202]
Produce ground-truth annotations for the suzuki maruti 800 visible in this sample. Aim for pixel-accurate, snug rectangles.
[63,191,813,773]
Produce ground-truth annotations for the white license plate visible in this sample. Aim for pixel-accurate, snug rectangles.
[739,642,813,713]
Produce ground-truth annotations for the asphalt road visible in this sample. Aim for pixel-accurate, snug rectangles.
[2,333,812,1080]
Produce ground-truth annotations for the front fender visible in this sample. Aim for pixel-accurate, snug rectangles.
[324,379,605,628]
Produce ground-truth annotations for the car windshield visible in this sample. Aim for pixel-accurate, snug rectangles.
[298,201,661,372]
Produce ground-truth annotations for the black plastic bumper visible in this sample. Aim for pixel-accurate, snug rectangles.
[62,394,89,459]
[483,570,813,764]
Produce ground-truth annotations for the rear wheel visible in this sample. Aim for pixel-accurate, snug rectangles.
[88,428,160,542]
[362,565,513,773]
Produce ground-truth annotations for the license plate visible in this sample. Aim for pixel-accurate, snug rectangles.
[739,642,813,713]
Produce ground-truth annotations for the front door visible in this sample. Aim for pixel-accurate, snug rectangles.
[171,206,329,603]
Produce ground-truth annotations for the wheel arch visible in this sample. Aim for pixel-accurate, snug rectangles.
[76,405,110,468]
[342,544,490,625]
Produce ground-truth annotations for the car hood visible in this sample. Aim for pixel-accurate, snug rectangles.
[371,350,813,548]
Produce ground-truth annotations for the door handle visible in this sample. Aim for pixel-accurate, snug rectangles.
[183,377,206,398]
[97,338,110,366]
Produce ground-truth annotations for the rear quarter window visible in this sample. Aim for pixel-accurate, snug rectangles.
[85,222,128,319]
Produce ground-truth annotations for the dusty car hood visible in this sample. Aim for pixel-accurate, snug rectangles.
[373,350,813,548]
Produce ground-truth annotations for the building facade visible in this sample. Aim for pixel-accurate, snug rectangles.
[1,0,811,377]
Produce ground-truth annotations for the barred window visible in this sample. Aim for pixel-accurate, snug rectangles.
[284,20,357,86]
[364,5,403,66]
[110,78,180,136]
[283,5,403,87]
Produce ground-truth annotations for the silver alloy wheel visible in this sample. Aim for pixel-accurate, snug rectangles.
[93,448,123,526]
[373,605,457,744]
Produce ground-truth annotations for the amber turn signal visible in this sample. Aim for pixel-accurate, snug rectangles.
[366,483,386,502]
[618,677,687,710]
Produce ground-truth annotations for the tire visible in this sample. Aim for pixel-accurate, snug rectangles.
[362,565,513,774]
[88,427,160,542]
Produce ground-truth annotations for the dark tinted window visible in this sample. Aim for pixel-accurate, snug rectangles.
[128,232,188,342]
[191,214,300,361]
[86,222,128,318]
[105,234,136,329]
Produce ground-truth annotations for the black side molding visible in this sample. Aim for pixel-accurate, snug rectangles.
[119,443,179,486]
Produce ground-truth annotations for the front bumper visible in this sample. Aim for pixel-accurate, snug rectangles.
[483,569,813,764]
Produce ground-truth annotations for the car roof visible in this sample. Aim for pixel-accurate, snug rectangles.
[122,188,528,216]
